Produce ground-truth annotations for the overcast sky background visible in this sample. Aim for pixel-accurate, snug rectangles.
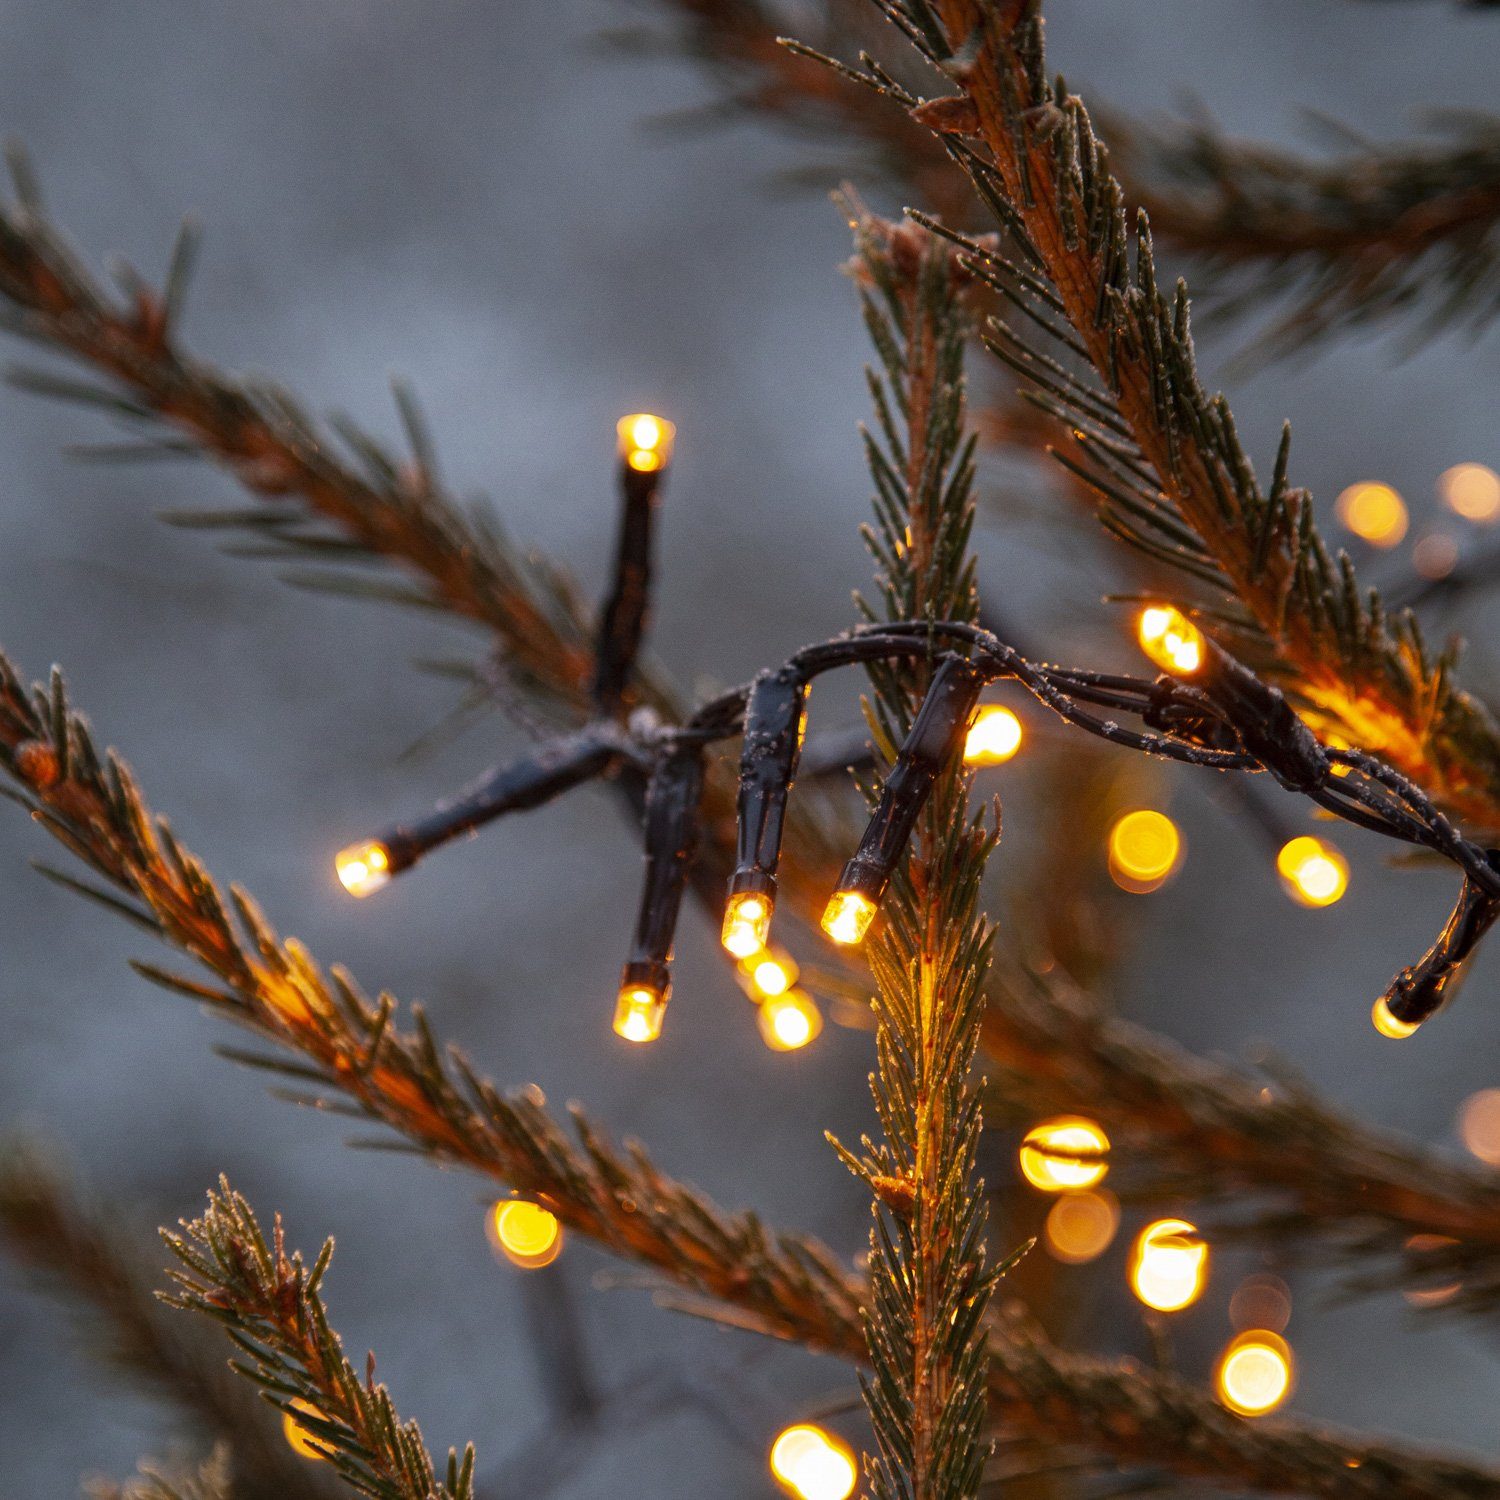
[3,2,1500,1495]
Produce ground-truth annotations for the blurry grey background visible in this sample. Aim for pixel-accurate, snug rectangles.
[2,0,1500,1493]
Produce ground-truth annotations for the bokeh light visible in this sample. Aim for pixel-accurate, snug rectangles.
[964,705,1023,765]
[1458,1088,1500,1165]
[1019,1116,1110,1192]
[1108,809,1183,893]
[1043,1189,1120,1263]
[1439,462,1500,523]
[489,1199,563,1269]
[1130,1218,1209,1312]
[1216,1331,1294,1416]
[770,1424,858,1500]
[1335,482,1408,548]
[1275,836,1348,908]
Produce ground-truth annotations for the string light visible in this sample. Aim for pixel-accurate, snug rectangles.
[1216,1331,1294,1417]
[1136,605,1205,675]
[769,1424,858,1500]
[1275,836,1348,908]
[1043,1189,1120,1263]
[823,656,984,946]
[335,728,619,896]
[1371,995,1420,1040]
[964,704,1023,765]
[726,666,808,955]
[821,889,878,946]
[1018,1116,1110,1192]
[759,990,822,1051]
[1107,809,1183,893]
[1375,870,1500,1035]
[1458,1088,1500,1165]
[614,984,666,1044]
[1229,1274,1292,1334]
[336,839,391,898]
[614,744,705,1042]
[283,1399,330,1462]
[1336,481,1408,548]
[616,412,675,474]
[737,945,799,1000]
[1439,462,1500,524]
[488,1199,563,1269]
[1130,1218,1209,1312]
[723,893,773,959]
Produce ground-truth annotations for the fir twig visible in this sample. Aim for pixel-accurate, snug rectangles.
[834,203,995,1500]
[160,1180,476,1500]
[831,0,1500,839]
[0,1142,333,1500]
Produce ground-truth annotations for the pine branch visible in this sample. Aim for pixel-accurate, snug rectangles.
[1117,109,1500,358]
[831,0,1500,841]
[87,1447,236,1500]
[0,1142,334,1500]
[1,648,1499,1497]
[160,1179,476,1500]
[835,205,994,1500]
[984,966,1500,1314]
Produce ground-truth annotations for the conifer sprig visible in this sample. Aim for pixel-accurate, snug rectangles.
[818,0,1500,837]
[831,205,995,1500]
[160,1180,476,1500]
[0,1144,333,1500]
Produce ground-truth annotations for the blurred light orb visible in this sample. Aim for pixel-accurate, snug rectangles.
[1403,1234,1461,1307]
[1130,1218,1209,1312]
[964,705,1023,765]
[1335,482,1408,548]
[1108,809,1183,893]
[1413,532,1460,580]
[1019,1116,1110,1192]
[1137,605,1204,674]
[1216,1331,1294,1416]
[759,990,822,1051]
[283,1399,330,1462]
[770,1424,858,1500]
[1043,1189,1120,1263]
[1276,836,1348,907]
[1458,1088,1500,1165]
[489,1199,563,1269]
[1439,462,1500,523]
[1230,1273,1293,1334]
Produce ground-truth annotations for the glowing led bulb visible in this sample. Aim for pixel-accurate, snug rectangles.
[1439,462,1500,523]
[759,990,822,1051]
[1336,482,1408,548]
[1043,1189,1120,1264]
[336,839,391,898]
[1216,1331,1294,1417]
[613,984,666,1043]
[283,1399,330,1462]
[1019,1116,1110,1192]
[821,889,877,946]
[964,705,1023,765]
[488,1199,563,1269]
[617,412,675,474]
[739,947,798,999]
[770,1424,858,1500]
[1130,1218,1209,1312]
[1276,836,1348,908]
[722,892,773,958]
[1137,606,1205,675]
[1107,809,1183,893]
[1372,994,1419,1039]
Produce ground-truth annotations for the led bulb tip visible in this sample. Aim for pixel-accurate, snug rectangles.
[722,890,773,957]
[821,889,877,946]
[613,983,666,1043]
[335,839,392,898]
[617,412,675,473]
